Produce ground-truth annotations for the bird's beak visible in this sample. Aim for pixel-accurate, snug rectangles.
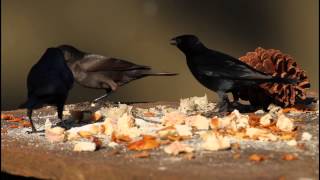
[170,39,177,45]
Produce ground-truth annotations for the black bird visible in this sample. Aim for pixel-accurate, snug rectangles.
[20,48,74,133]
[170,34,297,112]
[57,45,177,102]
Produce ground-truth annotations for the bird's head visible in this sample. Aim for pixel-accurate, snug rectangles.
[57,44,85,62]
[170,34,203,53]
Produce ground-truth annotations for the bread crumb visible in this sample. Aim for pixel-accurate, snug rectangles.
[73,141,96,152]
[201,132,230,151]
[276,113,295,132]
[301,132,312,141]
[164,141,194,155]
[260,114,272,126]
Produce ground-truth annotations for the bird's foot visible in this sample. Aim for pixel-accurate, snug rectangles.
[217,102,234,114]
[59,120,68,128]
[230,101,260,113]
[92,93,110,103]
[26,128,44,134]
[231,101,242,108]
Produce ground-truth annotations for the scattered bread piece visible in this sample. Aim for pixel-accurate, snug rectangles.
[164,141,194,155]
[260,114,272,126]
[73,142,96,152]
[175,125,192,136]
[157,126,177,139]
[301,132,312,141]
[108,142,119,148]
[45,127,66,142]
[101,104,132,119]
[162,111,186,126]
[185,114,209,130]
[78,131,93,138]
[127,135,159,151]
[286,139,297,146]
[246,128,278,141]
[91,111,102,121]
[210,117,220,129]
[276,113,295,132]
[201,132,230,151]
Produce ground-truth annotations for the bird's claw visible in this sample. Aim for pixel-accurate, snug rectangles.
[60,120,68,128]
[26,129,43,134]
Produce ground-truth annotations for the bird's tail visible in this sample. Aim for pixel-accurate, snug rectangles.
[141,69,178,76]
[18,97,42,109]
[19,101,28,109]
[265,76,299,84]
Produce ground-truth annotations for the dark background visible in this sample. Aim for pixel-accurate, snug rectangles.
[1,0,319,110]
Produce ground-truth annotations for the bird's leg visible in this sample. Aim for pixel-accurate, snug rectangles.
[102,77,118,91]
[93,93,110,102]
[26,109,38,134]
[92,89,113,103]
[217,91,232,113]
[231,90,242,108]
[57,105,67,128]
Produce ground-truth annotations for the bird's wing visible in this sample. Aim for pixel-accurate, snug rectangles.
[76,54,150,72]
[194,50,271,80]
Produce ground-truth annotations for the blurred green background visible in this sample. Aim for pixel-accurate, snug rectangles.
[1,0,319,110]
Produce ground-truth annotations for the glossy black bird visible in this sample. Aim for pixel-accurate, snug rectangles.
[170,34,297,112]
[20,48,74,133]
[57,45,177,102]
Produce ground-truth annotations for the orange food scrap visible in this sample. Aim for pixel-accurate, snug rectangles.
[249,154,266,162]
[210,117,219,128]
[249,114,261,127]
[167,135,183,141]
[143,112,155,117]
[20,121,32,127]
[90,111,102,121]
[7,118,23,123]
[127,136,159,151]
[8,125,19,129]
[99,124,106,134]
[1,114,14,120]
[89,136,102,149]
[117,135,132,142]
[111,132,117,142]
[282,154,297,161]
[282,107,300,113]
[268,124,281,133]
[78,131,93,138]
[111,132,133,143]
[279,132,296,140]
[157,126,176,132]
[130,151,150,158]
[160,140,171,145]
[142,135,157,141]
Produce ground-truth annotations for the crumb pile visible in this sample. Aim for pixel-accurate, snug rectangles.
[1,95,318,158]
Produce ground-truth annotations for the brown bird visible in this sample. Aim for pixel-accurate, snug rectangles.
[57,45,177,102]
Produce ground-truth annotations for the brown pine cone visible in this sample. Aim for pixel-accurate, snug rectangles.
[237,47,311,108]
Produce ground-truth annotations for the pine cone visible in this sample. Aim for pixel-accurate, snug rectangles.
[237,47,310,107]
